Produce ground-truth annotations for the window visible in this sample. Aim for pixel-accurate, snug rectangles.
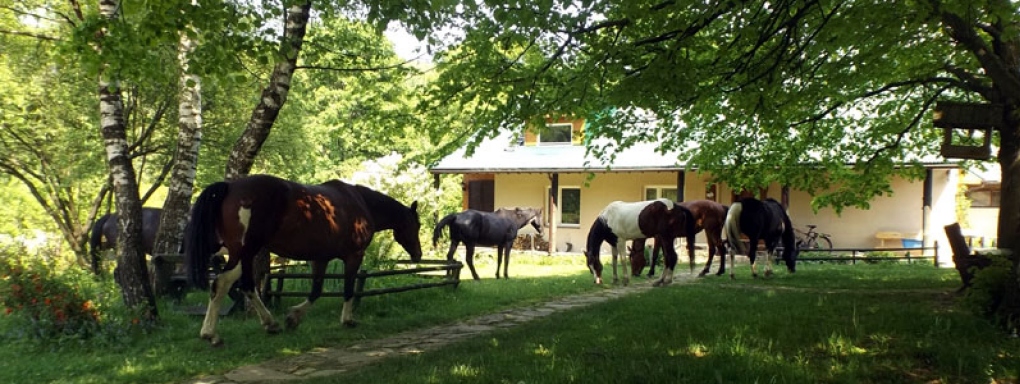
[539,123,573,145]
[547,187,581,226]
[560,188,581,225]
[644,186,678,202]
[967,188,1000,208]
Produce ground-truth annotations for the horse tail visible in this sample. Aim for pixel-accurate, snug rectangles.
[88,214,110,275]
[185,181,229,290]
[432,213,457,247]
[779,207,798,266]
[724,201,746,255]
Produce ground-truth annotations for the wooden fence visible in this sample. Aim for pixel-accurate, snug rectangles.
[261,259,463,309]
[785,241,940,266]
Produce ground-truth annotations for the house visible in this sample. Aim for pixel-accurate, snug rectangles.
[960,164,1000,247]
[429,118,962,265]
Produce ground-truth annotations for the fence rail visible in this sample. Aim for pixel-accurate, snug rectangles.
[782,241,939,266]
[261,259,463,308]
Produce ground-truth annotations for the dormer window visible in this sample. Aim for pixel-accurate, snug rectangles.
[538,123,573,145]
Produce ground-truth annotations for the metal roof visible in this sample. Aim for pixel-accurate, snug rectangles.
[430,133,683,174]
[430,131,960,174]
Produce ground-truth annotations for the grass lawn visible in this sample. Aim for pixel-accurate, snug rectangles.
[1,256,1017,384]
[299,263,1019,384]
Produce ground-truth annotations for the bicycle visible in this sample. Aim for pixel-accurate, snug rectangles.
[795,224,833,251]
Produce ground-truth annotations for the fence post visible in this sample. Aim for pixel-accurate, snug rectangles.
[353,270,368,310]
[933,240,939,268]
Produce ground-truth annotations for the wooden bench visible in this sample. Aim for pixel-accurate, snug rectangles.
[875,231,904,248]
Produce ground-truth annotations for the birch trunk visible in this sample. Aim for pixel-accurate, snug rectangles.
[152,24,203,295]
[98,0,158,317]
[224,1,311,180]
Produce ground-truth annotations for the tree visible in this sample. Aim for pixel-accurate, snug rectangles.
[398,1,1020,319]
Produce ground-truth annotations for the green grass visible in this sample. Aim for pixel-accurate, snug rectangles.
[2,257,1016,384]
[0,253,596,384]
[298,262,1017,384]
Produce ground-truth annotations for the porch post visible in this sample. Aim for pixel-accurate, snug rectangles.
[923,169,933,251]
[781,185,790,209]
[676,170,686,202]
[549,173,559,255]
[432,174,441,224]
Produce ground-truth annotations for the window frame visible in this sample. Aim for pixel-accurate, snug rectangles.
[643,185,678,202]
[546,186,582,227]
[538,123,574,145]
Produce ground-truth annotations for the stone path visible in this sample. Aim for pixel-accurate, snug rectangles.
[183,274,694,384]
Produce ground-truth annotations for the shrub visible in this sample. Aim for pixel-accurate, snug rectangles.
[0,244,144,348]
[961,252,1016,329]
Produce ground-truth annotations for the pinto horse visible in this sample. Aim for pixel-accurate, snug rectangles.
[88,207,163,274]
[432,207,542,280]
[723,197,797,279]
[184,174,422,346]
[631,200,730,277]
[583,199,690,287]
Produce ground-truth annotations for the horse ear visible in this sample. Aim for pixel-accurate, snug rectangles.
[410,201,418,212]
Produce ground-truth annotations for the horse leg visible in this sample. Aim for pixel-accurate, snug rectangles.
[465,244,480,280]
[686,235,696,275]
[716,241,728,276]
[501,243,510,279]
[495,245,503,279]
[285,259,330,329]
[647,240,659,277]
[340,255,364,327]
[445,240,460,261]
[653,237,677,287]
[200,263,241,346]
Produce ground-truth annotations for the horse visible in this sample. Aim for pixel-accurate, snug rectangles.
[432,207,543,280]
[582,199,690,287]
[631,200,730,277]
[184,174,422,346]
[723,197,797,279]
[88,207,163,274]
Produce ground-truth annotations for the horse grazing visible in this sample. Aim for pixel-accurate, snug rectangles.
[185,174,422,346]
[723,197,797,279]
[631,200,730,277]
[432,207,543,280]
[583,199,690,287]
[88,207,163,274]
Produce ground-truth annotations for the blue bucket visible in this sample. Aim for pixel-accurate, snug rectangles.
[901,239,923,248]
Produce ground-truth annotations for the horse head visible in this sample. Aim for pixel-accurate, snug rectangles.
[521,207,543,233]
[394,201,424,262]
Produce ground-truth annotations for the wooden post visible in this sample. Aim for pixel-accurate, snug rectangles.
[549,173,559,255]
[676,171,685,202]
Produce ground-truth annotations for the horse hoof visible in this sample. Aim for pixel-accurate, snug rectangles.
[652,280,663,287]
[343,320,358,328]
[285,316,301,330]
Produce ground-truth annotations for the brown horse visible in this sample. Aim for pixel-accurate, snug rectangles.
[185,174,422,346]
[631,200,729,277]
[582,199,690,286]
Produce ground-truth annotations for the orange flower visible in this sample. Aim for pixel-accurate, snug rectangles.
[81,300,93,311]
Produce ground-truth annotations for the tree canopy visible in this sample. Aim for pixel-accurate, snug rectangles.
[401,0,1017,212]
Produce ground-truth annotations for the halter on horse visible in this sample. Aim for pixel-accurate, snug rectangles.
[433,207,543,280]
[723,197,797,279]
[185,174,422,346]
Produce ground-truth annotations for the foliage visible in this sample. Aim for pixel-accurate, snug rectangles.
[400,0,1015,213]
[962,252,1018,328]
[0,244,148,348]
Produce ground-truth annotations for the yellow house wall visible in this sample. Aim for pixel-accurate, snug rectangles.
[490,169,959,265]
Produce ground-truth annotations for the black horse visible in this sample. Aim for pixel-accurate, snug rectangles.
[433,207,543,280]
[88,207,163,274]
[185,174,422,346]
[723,197,798,278]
